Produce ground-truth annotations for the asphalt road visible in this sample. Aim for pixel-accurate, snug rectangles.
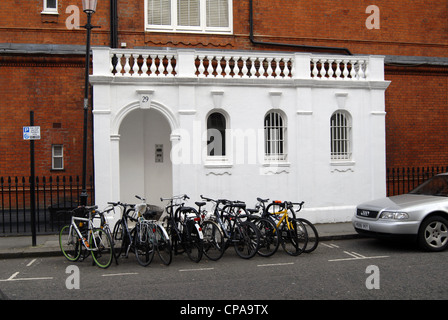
[0,238,447,305]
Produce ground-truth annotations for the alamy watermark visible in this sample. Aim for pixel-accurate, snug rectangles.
[365,5,380,30]
[65,265,80,290]
[63,4,380,31]
[365,265,380,290]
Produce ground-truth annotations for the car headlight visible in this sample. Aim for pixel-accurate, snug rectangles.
[380,211,409,220]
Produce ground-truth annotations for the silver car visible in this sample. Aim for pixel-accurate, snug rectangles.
[352,173,448,251]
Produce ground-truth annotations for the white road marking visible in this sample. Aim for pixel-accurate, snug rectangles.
[101,273,139,277]
[0,272,53,282]
[179,268,214,272]
[257,262,294,267]
[322,243,340,248]
[26,259,37,267]
[328,250,389,262]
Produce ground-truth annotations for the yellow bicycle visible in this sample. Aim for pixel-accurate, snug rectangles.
[257,198,308,256]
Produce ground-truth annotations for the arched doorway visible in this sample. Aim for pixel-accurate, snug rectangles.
[118,108,173,205]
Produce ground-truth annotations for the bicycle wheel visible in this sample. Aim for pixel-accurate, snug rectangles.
[253,217,279,257]
[183,220,203,263]
[134,223,155,267]
[297,218,319,253]
[202,220,225,261]
[281,219,308,256]
[155,224,172,265]
[90,228,114,269]
[234,221,260,259]
[112,219,125,258]
[59,225,82,262]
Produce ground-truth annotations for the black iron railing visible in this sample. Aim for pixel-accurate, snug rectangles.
[387,166,448,196]
[1,167,447,235]
[0,176,94,235]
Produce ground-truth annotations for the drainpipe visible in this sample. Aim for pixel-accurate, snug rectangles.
[111,0,118,48]
[249,0,352,55]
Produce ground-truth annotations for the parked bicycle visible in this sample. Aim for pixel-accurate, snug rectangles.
[111,196,172,266]
[195,200,225,261]
[256,198,309,256]
[246,204,280,257]
[161,195,204,263]
[200,196,260,259]
[59,205,114,269]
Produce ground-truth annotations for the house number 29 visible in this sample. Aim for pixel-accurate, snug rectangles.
[141,95,151,109]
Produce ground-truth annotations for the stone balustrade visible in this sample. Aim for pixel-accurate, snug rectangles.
[92,47,384,81]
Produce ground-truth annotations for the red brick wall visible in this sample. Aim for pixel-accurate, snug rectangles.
[2,1,446,56]
[385,65,448,168]
[0,54,93,179]
[0,0,447,179]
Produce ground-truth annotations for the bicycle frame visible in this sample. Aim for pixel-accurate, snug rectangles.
[202,196,252,241]
[161,195,203,247]
[68,210,100,252]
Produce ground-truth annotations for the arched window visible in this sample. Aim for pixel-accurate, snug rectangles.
[264,111,286,161]
[330,111,352,160]
[207,112,226,156]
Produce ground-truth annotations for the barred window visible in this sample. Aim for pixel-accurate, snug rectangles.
[207,112,226,156]
[264,111,287,161]
[330,111,352,161]
[146,0,232,33]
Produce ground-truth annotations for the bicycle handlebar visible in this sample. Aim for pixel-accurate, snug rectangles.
[160,194,189,202]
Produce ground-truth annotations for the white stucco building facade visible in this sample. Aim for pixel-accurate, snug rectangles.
[90,47,390,224]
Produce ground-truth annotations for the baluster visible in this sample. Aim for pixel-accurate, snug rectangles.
[274,58,281,78]
[115,53,123,75]
[149,54,157,77]
[350,59,357,80]
[319,59,327,79]
[327,59,334,79]
[223,56,231,77]
[216,56,223,78]
[166,54,174,77]
[358,59,366,80]
[311,58,319,78]
[109,54,115,75]
[198,55,206,78]
[335,59,342,79]
[342,59,349,80]
[123,53,131,76]
[249,57,257,78]
[241,56,249,78]
[205,56,213,77]
[141,54,149,76]
[265,58,273,78]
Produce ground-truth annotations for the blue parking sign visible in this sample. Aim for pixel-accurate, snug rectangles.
[23,126,41,140]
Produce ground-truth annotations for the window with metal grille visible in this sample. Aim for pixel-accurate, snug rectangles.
[207,112,226,156]
[52,145,64,170]
[330,111,352,161]
[146,0,232,33]
[264,111,287,161]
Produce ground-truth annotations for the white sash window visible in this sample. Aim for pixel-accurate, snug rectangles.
[146,0,232,33]
[42,0,58,14]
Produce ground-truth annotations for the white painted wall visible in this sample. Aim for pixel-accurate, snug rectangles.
[91,48,390,224]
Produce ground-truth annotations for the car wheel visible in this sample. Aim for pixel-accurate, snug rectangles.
[418,216,448,252]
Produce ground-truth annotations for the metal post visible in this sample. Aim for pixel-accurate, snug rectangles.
[80,12,93,207]
[30,111,37,246]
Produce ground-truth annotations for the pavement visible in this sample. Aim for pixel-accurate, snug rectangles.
[0,222,360,259]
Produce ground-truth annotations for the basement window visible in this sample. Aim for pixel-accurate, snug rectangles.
[42,0,58,14]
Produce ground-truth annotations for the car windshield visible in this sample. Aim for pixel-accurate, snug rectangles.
[409,175,448,197]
